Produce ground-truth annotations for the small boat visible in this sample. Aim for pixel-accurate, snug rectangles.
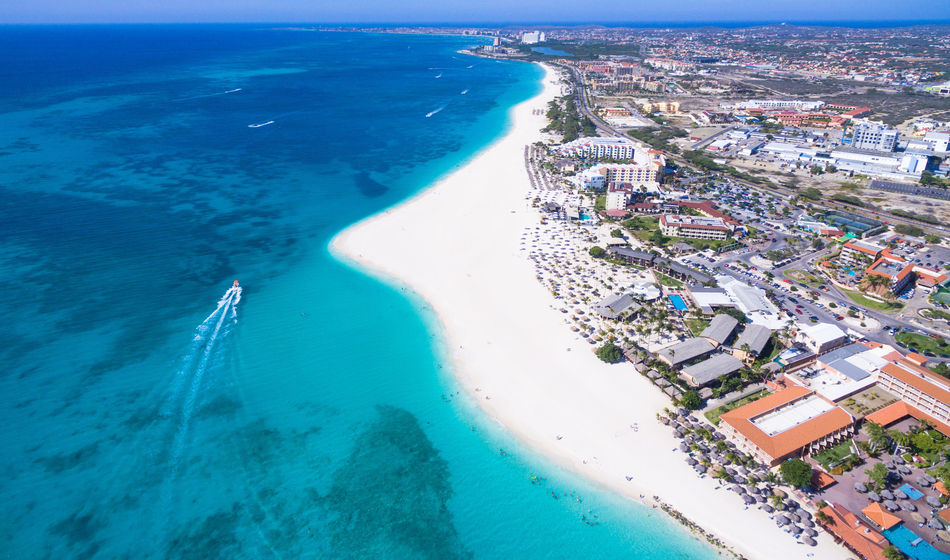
[460,89,469,95]
[248,120,274,128]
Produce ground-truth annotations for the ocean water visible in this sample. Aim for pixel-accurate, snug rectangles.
[0,25,718,559]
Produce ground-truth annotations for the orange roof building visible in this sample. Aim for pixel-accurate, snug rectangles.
[820,503,888,560]
[861,502,901,530]
[876,359,950,436]
[719,386,855,466]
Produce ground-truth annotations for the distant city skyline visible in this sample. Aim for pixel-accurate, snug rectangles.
[3,0,950,25]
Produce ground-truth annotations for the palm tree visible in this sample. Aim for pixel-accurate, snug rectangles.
[888,430,911,454]
[865,421,890,453]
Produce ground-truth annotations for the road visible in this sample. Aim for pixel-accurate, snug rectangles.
[689,125,737,151]
[564,65,950,236]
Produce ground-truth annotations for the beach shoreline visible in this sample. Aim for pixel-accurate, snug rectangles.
[330,63,849,560]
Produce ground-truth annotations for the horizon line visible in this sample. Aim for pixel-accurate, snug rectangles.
[3,19,950,29]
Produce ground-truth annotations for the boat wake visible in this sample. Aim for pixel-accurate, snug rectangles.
[177,87,243,101]
[248,120,274,128]
[159,282,242,513]
[426,105,446,118]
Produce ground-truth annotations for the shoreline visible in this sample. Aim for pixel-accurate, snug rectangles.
[330,63,848,560]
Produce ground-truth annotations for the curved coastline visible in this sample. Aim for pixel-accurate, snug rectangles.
[330,63,849,560]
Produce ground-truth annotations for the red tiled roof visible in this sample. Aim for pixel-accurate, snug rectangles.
[819,503,888,560]
[882,359,950,405]
[719,387,853,461]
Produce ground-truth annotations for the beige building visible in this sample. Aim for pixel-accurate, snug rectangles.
[659,215,730,240]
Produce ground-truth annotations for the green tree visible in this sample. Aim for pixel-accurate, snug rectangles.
[865,462,889,490]
[680,390,702,410]
[589,246,606,258]
[610,229,624,238]
[883,545,908,560]
[779,458,813,488]
[596,343,623,363]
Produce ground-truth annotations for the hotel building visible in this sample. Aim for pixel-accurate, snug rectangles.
[659,215,731,240]
[719,386,855,467]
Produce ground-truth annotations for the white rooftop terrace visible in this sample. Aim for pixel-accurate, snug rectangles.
[751,394,834,436]
[786,365,878,403]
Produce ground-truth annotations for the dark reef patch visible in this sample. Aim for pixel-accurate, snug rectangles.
[320,405,471,560]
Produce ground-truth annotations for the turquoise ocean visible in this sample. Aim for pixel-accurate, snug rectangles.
[0,25,718,559]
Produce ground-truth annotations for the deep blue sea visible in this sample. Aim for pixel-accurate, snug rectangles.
[0,25,718,559]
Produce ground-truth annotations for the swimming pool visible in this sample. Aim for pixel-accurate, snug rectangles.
[900,483,925,501]
[668,295,688,311]
[883,524,946,560]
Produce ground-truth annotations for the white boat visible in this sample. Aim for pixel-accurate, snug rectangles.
[460,89,469,95]
[248,120,274,128]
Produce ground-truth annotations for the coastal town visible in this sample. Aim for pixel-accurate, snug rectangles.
[508,38,950,559]
[333,22,950,560]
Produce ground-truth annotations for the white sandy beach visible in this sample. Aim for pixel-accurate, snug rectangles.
[331,64,851,560]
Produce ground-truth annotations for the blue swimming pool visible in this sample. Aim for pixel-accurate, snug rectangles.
[669,295,688,311]
[883,524,946,560]
[900,483,925,501]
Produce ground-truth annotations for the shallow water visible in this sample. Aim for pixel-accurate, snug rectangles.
[0,25,717,559]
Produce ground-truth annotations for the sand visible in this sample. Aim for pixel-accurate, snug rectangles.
[331,63,850,560]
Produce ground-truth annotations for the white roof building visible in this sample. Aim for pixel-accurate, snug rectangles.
[796,322,848,355]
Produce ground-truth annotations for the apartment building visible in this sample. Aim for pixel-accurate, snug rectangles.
[851,123,899,152]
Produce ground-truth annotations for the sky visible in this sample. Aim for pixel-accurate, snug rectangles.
[2,0,949,24]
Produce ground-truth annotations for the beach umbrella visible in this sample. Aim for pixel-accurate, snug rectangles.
[798,509,811,520]
[743,494,755,505]
[789,525,802,535]
[881,490,895,501]
[929,518,943,530]
[901,501,917,512]
[894,456,906,465]
[737,466,749,475]
[886,462,896,470]
[679,443,689,452]
[899,466,912,475]
[785,500,799,510]
[773,489,787,498]
[805,528,818,536]
[803,537,817,547]
[925,474,937,484]
[868,491,881,502]
[895,490,908,500]
[734,476,747,485]
[938,530,950,542]
[696,465,708,474]
[854,482,868,493]
[927,496,943,508]
[801,518,814,528]
[910,512,927,524]
[884,500,899,511]
[726,467,737,476]
[918,477,931,487]
[757,495,767,503]
[686,457,697,466]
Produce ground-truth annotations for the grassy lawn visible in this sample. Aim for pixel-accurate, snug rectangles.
[784,269,822,287]
[813,440,857,471]
[922,308,950,321]
[844,291,903,312]
[705,389,769,426]
[655,272,683,288]
[895,332,950,355]
[684,317,709,335]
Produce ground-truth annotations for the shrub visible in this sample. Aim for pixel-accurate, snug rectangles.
[589,246,606,258]
[780,458,813,488]
[596,343,623,363]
